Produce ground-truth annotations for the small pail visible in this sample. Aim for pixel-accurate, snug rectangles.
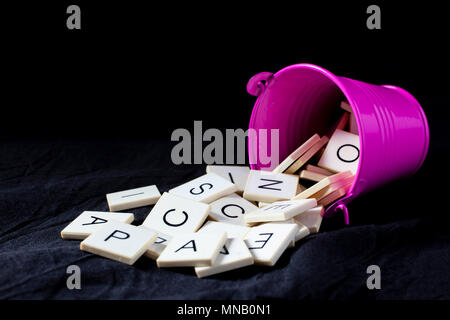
[246,63,429,223]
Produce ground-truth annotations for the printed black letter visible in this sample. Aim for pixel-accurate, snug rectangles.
[82,216,108,225]
[104,230,130,242]
[248,233,273,250]
[175,240,197,252]
[221,204,245,218]
[163,209,188,227]
[258,179,282,191]
[190,183,213,195]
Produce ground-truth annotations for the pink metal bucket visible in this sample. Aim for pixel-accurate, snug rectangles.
[246,63,430,224]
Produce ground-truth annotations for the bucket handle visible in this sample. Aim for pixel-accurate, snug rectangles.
[247,72,273,96]
[323,194,353,225]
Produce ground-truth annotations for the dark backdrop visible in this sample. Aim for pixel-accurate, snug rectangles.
[1,1,450,302]
[2,2,449,141]
[3,1,449,219]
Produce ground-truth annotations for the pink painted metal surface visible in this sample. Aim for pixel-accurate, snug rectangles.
[247,63,429,224]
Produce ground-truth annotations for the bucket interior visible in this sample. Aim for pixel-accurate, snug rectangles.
[249,65,360,190]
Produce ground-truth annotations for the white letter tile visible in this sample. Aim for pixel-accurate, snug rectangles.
[208,193,258,225]
[80,221,157,265]
[169,173,237,203]
[156,231,227,267]
[244,223,299,266]
[206,165,250,193]
[142,192,210,236]
[243,170,299,203]
[61,211,134,240]
[106,185,161,211]
[195,238,254,278]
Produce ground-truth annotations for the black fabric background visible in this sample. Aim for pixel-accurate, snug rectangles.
[1,1,450,300]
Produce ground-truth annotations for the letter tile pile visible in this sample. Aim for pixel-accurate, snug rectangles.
[61,101,359,277]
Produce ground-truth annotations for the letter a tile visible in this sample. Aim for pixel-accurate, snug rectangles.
[156,231,227,267]
[61,211,134,240]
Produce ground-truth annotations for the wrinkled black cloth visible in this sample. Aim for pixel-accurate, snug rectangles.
[0,139,448,300]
